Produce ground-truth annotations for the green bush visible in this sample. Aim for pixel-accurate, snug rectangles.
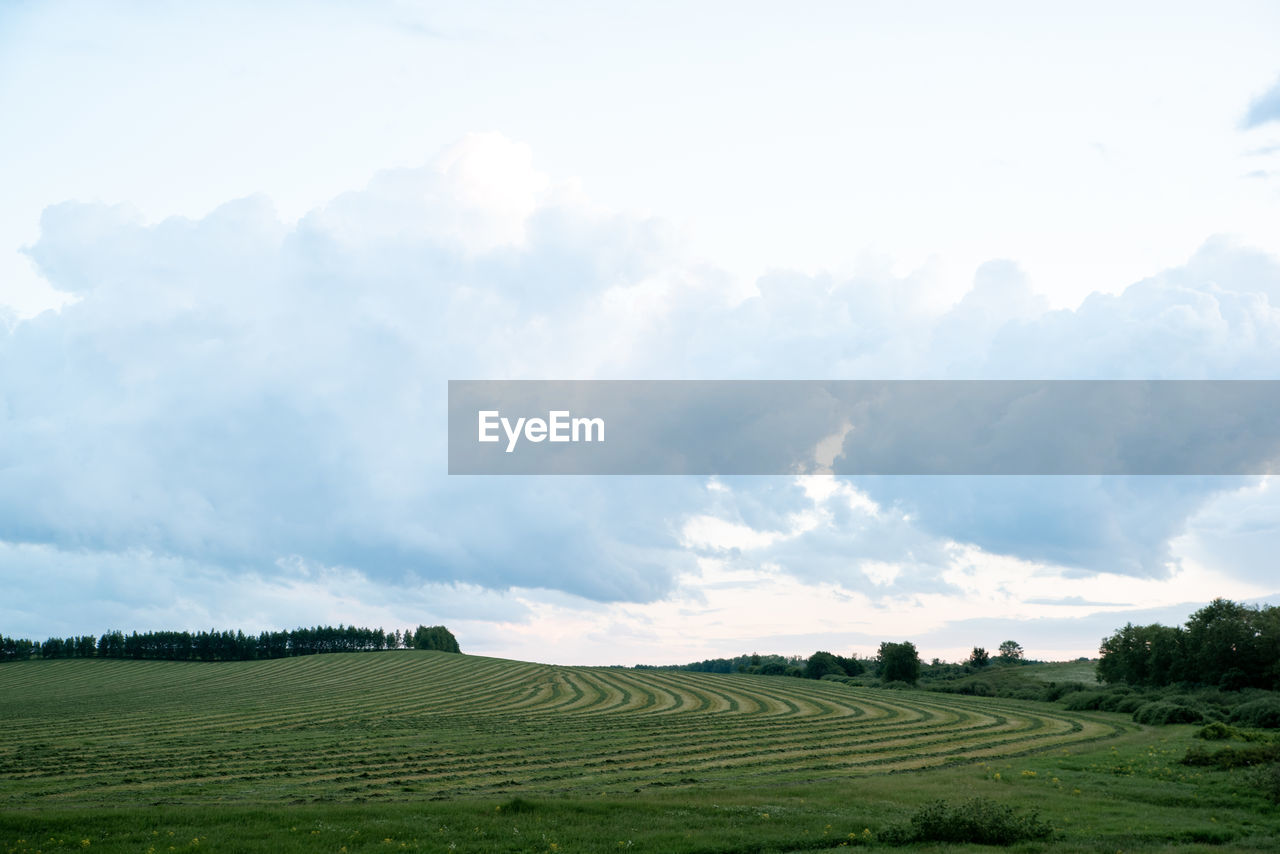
[1133,701,1204,725]
[500,797,538,813]
[1098,691,1136,712]
[1114,696,1147,714]
[880,797,1054,846]
[1042,682,1086,702]
[1181,742,1280,769]
[966,680,995,697]
[1063,691,1107,711]
[1246,763,1280,804]
[1008,686,1043,701]
[1196,721,1240,740]
[1182,827,1236,845]
[1229,698,1280,729]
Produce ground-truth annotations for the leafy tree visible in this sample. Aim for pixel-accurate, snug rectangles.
[879,641,921,684]
[0,635,34,661]
[98,631,125,658]
[968,647,990,668]
[997,640,1024,662]
[1186,598,1258,687]
[804,650,846,680]
[40,637,66,659]
[1098,599,1280,691]
[411,625,461,653]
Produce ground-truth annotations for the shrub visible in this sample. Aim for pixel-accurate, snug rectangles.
[500,797,538,813]
[1181,742,1280,769]
[1196,721,1240,741]
[880,797,1054,846]
[1114,696,1147,714]
[1133,701,1204,726]
[1182,828,1236,845]
[1204,705,1230,723]
[1042,682,1086,702]
[1246,763,1280,804]
[1098,691,1136,712]
[1229,698,1280,729]
[1063,691,1103,711]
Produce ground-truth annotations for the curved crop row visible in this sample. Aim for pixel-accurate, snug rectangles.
[0,653,1128,806]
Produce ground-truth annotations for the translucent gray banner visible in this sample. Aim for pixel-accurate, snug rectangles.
[447,380,1280,475]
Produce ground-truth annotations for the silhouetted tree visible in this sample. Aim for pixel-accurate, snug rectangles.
[1098,599,1280,690]
[878,641,921,684]
[1,624,462,664]
[998,640,1024,662]
[804,650,846,679]
[411,625,461,652]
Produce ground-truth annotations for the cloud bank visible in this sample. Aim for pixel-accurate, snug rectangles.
[5,133,1280,658]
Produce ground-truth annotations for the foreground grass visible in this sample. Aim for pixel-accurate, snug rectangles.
[2,656,1276,852]
[4,730,1276,854]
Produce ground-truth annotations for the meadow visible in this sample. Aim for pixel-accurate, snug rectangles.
[1,652,1276,852]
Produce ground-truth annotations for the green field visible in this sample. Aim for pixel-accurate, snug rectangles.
[1017,660,1100,685]
[1,653,1276,852]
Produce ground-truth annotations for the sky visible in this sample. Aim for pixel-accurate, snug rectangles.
[3,0,1280,665]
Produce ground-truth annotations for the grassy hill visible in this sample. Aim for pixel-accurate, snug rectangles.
[1018,660,1101,684]
[2,652,1277,852]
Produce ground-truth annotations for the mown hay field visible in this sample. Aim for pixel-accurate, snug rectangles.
[4,653,1278,853]
[0,651,1122,808]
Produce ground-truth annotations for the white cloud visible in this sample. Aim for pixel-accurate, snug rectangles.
[4,132,1280,661]
[1243,74,1280,129]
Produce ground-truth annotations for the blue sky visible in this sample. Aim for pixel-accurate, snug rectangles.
[3,1,1280,664]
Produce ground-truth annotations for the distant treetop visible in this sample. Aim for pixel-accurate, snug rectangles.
[0,623,461,663]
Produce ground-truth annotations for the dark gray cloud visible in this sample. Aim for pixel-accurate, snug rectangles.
[850,475,1244,579]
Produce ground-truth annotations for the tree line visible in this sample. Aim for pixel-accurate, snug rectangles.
[1097,598,1280,690]
[638,642,930,683]
[635,653,807,675]
[0,624,460,663]
[639,638,1039,686]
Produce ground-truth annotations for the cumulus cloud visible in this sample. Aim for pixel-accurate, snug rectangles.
[6,133,1280,643]
[8,139,712,614]
[1242,74,1280,129]
[1172,476,1280,587]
